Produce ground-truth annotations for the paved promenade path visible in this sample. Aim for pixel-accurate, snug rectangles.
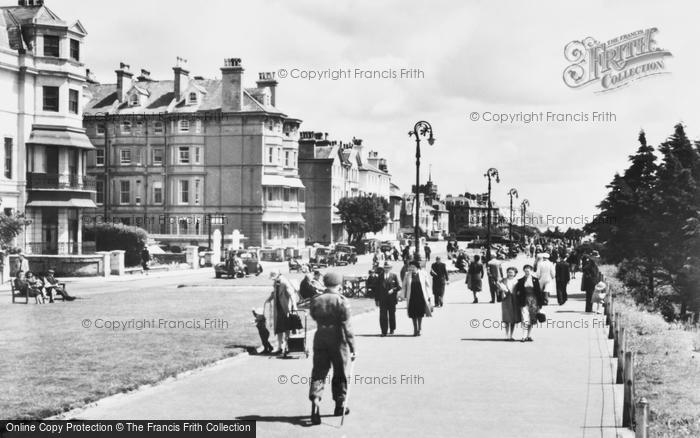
[62,255,629,438]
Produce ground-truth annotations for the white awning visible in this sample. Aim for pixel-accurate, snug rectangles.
[26,198,97,208]
[261,174,305,188]
[261,211,306,223]
[26,124,94,150]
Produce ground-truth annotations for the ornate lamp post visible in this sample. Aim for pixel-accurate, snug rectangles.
[508,188,519,242]
[484,168,500,261]
[408,121,435,261]
[520,199,530,241]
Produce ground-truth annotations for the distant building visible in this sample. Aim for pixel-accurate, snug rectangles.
[445,192,501,234]
[403,174,449,240]
[82,58,306,248]
[298,132,396,244]
[298,132,359,244]
[0,0,96,254]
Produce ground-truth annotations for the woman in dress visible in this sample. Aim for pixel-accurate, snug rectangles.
[514,264,544,342]
[402,261,433,336]
[264,269,298,355]
[466,254,484,303]
[499,267,521,340]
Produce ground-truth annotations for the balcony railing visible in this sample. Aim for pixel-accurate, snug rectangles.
[26,173,96,190]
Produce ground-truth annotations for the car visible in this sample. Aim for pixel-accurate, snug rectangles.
[214,250,263,278]
[309,246,333,268]
[334,244,358,266]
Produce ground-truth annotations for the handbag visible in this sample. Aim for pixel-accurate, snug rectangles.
[536,312,546,323]
[288,313,303,331]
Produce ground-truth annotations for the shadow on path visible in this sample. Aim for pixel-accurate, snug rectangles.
[460,338,510,342]
[237,414,334,428]
[355,334,416,338]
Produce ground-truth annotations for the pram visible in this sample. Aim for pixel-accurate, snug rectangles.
[286,309,309,358]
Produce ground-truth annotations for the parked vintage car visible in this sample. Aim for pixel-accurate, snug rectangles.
[214,250,263,278]
[309,246,333,268]
[334,244,358,266]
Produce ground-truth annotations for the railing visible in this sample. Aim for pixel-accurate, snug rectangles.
[26,173,96,190]
[604,286,650,438]
[24,241,94,255]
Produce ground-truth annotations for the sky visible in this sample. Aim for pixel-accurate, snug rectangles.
[49,0,700,229]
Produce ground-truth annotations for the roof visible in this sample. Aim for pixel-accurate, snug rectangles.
[0,4,84,52]
[84,78,288,117]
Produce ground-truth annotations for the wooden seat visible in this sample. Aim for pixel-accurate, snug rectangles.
[11,281,29,304]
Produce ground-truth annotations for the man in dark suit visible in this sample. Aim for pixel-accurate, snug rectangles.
[553,255,570,305]
[430,256,449,307]
[375,262,401,336]
[581,256,599,313]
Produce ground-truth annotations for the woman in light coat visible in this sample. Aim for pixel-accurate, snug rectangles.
[265,269,298,355]
[402,261,433,336]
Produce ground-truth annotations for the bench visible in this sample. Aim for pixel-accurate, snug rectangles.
[10,280,66,304]
[10,281,28,304]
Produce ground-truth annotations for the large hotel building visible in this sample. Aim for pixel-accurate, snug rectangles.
[82,59,307,248]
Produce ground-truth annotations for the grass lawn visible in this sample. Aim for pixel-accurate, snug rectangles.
[601,265,700,438]
[0,284,376,420]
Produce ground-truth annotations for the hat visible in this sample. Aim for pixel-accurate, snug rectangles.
[323,272,343,287]
[595,281,607,291]
[541,253,550,259]
[47,269,55,274]
[383,261,392,269]
[269,269,281,279]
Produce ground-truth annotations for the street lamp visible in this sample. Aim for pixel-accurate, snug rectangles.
[484,168,500,261]
[408,121,435,261]
[520,199,530,238]
[508,188,519,242]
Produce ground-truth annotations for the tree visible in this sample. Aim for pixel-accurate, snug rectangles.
[336,195,389,244]
[651,124,700,314]
[0,211,31,251]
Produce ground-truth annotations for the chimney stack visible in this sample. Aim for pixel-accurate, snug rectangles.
[220,58,244,112]
[137,69,153,82]
[115,62,133,102]
[173,58,190,101]
[18,0,44,6]
[256,72,278,107]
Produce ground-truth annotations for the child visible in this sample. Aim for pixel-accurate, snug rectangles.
[252,308,274,354]
[593,281,607,314]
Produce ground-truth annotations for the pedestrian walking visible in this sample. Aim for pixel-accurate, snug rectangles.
[566,251,579,279]
[308,272,356,425]
[499,267,521,340]
[141,247,151,273]
[514,264,544,342]
[486,254,505,303]
[402,260,433,336]
[424,244,432,261]
[466,254,484,303]
[264,270,298,355]
[581,256,599,313]
[375,262,401,336]
[430,256,449,307]
[554,254,570,305]
[535,253,555,305]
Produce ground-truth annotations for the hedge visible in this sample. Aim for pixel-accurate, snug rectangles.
[83,223,148,267]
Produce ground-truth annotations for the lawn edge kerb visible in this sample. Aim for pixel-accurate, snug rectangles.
[600,265,700,438]
[42,297,378,421]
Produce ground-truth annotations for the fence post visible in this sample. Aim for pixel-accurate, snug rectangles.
[635,397,648,438]
[606,291,613,326]
[608,308,615,339]
[613,312,621,356]
[616,327,626,384]
[623,351,634,427]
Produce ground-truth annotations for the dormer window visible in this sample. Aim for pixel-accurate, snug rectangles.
[129,94,139,106]
[188,92,197,105]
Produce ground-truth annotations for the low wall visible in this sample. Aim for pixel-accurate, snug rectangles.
[151,253,187,265]
[10,254,107,277]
